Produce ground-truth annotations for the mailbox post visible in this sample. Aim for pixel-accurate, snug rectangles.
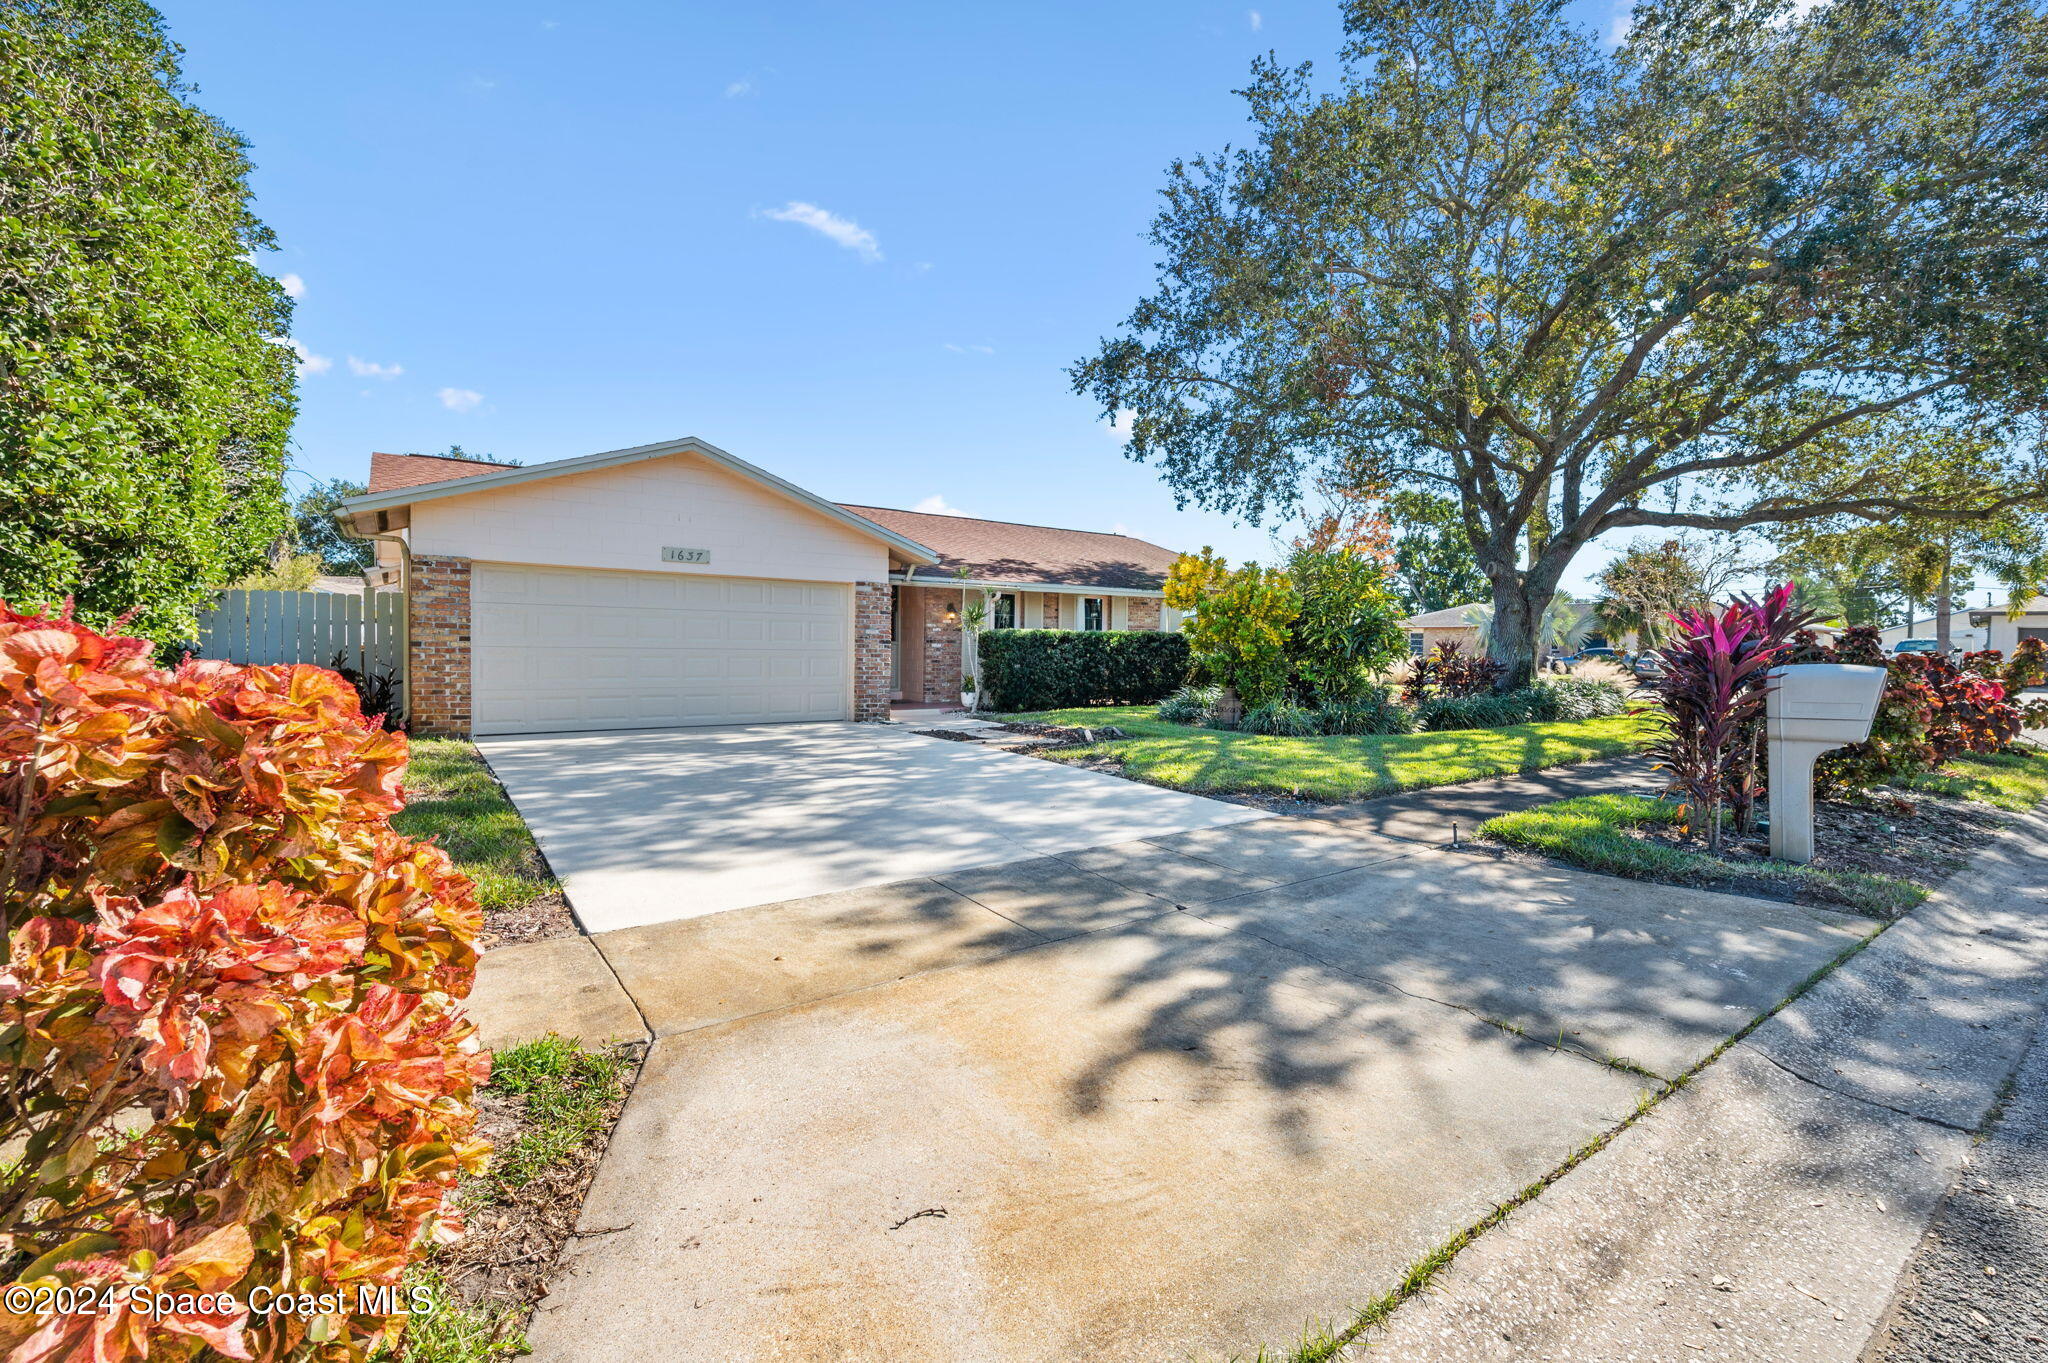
[1765,664,1887,863]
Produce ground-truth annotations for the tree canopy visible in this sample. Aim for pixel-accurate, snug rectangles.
[292,477,372,575]
[1,0,297,642]
[1076,0,2048,684]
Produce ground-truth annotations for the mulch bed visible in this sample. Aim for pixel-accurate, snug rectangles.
[479,892,578,949]
[433,1041,645,1334]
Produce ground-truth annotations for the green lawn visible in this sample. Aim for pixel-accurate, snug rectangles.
[1480,793,1926,917]
[997,705,1662,801]
[1896,744,2048,811]
[395,738,559,914]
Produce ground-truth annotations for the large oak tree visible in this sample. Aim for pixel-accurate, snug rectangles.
[1076,0,2048,683]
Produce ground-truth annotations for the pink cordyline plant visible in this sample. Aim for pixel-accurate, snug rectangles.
[1650,583,1818,852]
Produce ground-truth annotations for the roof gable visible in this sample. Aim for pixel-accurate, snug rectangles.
[339,436,939,565]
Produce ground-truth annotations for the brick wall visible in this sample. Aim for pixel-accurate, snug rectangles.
[854,582,893,721]
[1127,596,1162,631]
[409,556,473,736]
[922,588,963,705]
[1039,593,1062,628]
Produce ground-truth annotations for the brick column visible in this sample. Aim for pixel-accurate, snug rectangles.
[1127,596,1162,631]
[1040,593,1062,628]
[923,588,963,705]
[409,556,473,737]
[853,582,893,721]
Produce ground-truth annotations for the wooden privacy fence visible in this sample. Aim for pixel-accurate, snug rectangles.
[194,590,403,690]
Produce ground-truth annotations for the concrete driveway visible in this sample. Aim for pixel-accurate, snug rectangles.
[498,809,1876,1363]
[476,723,1265,933]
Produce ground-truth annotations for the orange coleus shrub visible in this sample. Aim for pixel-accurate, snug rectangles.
[0,607,486,1363]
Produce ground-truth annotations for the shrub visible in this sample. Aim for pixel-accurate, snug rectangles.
[1285,548,1407,703]
[1794,626,2024,793]
[1430,641,1505,698]
[1318,686,1415,735]
[1164,549,1300,705]
[1155,683,1219,725]
[2003,637,2047,692]
[1417,689,1543,730]
[978,629,1191,711]
[0,606,486,1363]
[1538,676,1629,720]
[1651,584,1815,848]
[1240,699,1322,737]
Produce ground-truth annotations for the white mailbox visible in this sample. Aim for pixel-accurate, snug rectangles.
[1765,664,1887,863]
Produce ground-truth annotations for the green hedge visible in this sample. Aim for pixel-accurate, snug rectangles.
[978,629,1191,711]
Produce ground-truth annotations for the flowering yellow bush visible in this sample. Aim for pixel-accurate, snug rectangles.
[1164,549,1300,705]
[0,606,486,1362]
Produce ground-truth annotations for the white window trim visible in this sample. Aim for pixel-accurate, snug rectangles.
[1082,596,1107,631]
[992,591,1018,630]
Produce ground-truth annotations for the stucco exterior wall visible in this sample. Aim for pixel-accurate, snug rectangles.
[406,452,892,585]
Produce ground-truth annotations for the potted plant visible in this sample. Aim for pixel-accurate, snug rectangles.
[959,673,979,712]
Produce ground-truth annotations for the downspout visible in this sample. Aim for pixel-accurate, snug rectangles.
[337,512,411,722]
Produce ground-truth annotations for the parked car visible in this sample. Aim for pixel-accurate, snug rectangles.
[1571,647,1621,665]
[1891,638,1945,657]
[1630,652,1664,682]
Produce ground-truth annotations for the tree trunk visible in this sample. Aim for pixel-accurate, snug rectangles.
[1934,543,1954,654]
[1486,577,1544,689]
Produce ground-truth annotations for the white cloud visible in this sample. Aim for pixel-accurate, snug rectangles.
[437,387,484,413]
[278,272,305,299]
[348,356,403,380]
[912,494,972,516]
[944,342,994,355]
[725,78,755,97]
[761,201,882,263]
[1105,408,1137,442]
[1111,522,1133,536]
[273,337,330,376]
[1249,9,1263,30]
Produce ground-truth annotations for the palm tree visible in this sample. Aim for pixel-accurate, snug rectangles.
[1464,593,1595,657]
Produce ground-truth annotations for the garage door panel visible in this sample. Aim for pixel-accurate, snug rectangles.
[471,565,852,734]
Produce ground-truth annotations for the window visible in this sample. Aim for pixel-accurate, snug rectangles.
[993,592,1016,630]
[1408,632,1427,657]
[1082,597,1106,631]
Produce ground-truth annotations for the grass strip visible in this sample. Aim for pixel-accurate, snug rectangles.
[998,706,1661,802]
[398,1035,637,1362]
[1896,744,2048,812]
[395,738,559,915]
[1479,793,1926,917]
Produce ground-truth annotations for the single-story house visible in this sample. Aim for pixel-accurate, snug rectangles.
[1400,604,1484,658]
[1398,600,1611,658]
[336,436,1184,736]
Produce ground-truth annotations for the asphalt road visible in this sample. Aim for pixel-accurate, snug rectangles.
[1865,1015,2048,1361]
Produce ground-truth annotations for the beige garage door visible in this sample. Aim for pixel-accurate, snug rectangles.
[470,564,852,735]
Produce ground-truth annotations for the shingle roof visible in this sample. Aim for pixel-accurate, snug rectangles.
[837,505,1180,590]
[1402,604,1486,629]
[357,452,1179,590]
[367,451,518,493]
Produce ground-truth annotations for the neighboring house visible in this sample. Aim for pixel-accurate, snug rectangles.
[336,436,1183,737]
[1400,604,1484,658]
[1398,600,1610,658]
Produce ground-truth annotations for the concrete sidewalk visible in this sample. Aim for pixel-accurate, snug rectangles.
[1355,805,2048,1362]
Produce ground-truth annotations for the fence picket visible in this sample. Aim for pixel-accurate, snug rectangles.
[193,588,402,690]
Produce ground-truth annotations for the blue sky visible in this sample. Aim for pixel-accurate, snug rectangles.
[158,0,1628,592]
